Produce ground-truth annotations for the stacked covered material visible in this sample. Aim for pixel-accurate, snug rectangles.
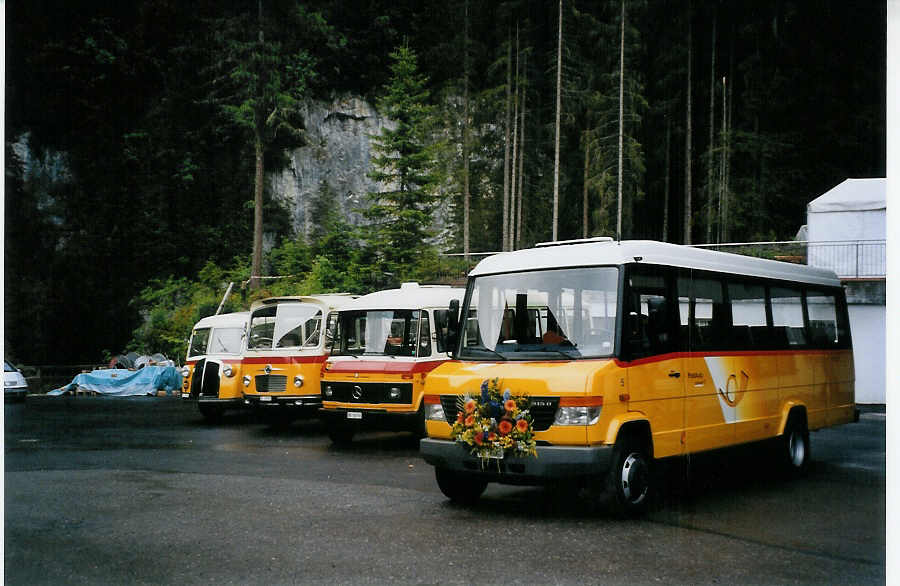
[49,366,183,397]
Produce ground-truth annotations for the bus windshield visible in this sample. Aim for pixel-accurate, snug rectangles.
[458,266,619,360]
[331,310,428,358]
[248,303,323,350]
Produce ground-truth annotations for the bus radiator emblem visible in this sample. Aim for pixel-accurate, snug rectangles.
[352,385,363,400]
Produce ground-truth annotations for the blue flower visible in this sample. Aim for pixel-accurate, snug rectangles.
[481,381,490,402]
[503,389,511,401]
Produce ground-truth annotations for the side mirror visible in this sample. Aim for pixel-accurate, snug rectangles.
[446,299,460,355]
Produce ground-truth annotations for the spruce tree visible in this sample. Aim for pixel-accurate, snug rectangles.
[365,44,443,276]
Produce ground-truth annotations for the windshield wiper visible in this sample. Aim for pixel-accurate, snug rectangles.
[535,347,581,359]
[465,346,508,361]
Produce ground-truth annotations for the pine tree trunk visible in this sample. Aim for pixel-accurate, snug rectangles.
[583,137,589,239]
[510,25,520,250]
[516,55,526,249]
[502,30,512,252]
[683,4,693,245]
[663,116,671,242]
[616,0,625,241]
[462,0,470,258]
[251,129,264,290]
[552,0,562,241]
[706,11,716,244]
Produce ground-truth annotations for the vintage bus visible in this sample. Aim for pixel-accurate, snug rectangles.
[319,283,465,444]
[419,238,856,514]
[182,311,249,421]
[241,294,356,420]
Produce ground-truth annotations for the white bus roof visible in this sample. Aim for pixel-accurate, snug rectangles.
[342,283,465,311]
[470,239,841,288]
[249,294,357,313]
[192,311,249,330]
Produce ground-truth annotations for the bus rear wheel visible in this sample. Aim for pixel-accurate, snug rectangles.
[780,413,810,476]
[435,468,487,505]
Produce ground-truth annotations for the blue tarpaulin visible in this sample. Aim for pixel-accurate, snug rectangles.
[49,366,183,397]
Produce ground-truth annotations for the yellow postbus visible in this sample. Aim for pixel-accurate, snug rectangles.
[182,311,249,421]
[241,295,356,420]
[420,238,856,514]
[319,283,465,444]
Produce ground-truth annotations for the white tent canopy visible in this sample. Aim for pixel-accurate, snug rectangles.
[806,178,885,278]
[807,177,886,241]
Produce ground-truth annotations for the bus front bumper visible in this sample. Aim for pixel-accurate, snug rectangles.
[243,394,322,410]
[419,438,614,484]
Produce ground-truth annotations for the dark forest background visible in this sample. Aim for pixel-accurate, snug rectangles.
[5,1,886,365]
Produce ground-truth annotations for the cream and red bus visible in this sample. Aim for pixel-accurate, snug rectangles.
[420,238,856,514]
[319,283,465,444]
[241,294,356,420]
[182,311,249,421]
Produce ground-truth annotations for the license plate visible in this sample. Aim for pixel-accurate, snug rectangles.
[181,393,190,399]
[260,396,272,402]
[347,411,362,420]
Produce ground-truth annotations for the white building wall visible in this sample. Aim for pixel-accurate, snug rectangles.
[848,304,886,404]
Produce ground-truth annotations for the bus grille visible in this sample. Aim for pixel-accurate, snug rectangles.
[200,361,220,398]
[255,375,287,393]
[439,395,559,432]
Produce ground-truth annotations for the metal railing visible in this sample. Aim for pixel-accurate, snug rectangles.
[692,240,886,279]
[435,240,886,281]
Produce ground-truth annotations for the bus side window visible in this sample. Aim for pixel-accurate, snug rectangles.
[806,290,838,348]
[626,267,676,359]
[682,276,729,351]
[728,281,768,347]
[434,310,449,353]
[771,286,807,347]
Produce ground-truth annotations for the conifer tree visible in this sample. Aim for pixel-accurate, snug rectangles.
[365,44,443,276]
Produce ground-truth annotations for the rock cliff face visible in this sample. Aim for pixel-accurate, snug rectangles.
[268,95,392,239]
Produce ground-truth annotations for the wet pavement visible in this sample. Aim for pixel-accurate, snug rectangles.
[5,396,886,585]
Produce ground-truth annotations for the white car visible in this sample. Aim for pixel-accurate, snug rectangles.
[4,361,28,401]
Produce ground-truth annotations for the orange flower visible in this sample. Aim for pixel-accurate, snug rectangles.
[498,419,513,435]
[516,419,529,433]
[464,399,477,413]
[487,432,498,442]
[456,412,464,424]
[504,399,517,413]
[464,415,475,427]
[474,431,484,445]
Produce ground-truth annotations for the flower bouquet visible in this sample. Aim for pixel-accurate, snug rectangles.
[449,377,538,462]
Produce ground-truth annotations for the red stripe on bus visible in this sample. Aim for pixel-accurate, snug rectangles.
[326,360,447,375]
[241,356,327,365]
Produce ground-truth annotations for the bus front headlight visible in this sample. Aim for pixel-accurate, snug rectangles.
[180,366,190,378]
[242,375,251,387]
[425,403,446,421]
[294,375,304,388]
[222,364,234,377]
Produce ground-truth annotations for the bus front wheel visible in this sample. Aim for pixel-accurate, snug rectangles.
[607,435,653,517]
[435,468,487,505]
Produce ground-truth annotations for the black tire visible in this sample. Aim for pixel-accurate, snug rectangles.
[327,424,356,445]
[411,402,428,438]
[607,434,653,517]
[780,412,810,476]
[435,468,488,505]
[198,403,223,423]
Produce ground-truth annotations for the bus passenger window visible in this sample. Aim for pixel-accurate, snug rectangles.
[806,290,838,348]
[728,282,767,346]
[680,277,729,350]
[771,287,806,347]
